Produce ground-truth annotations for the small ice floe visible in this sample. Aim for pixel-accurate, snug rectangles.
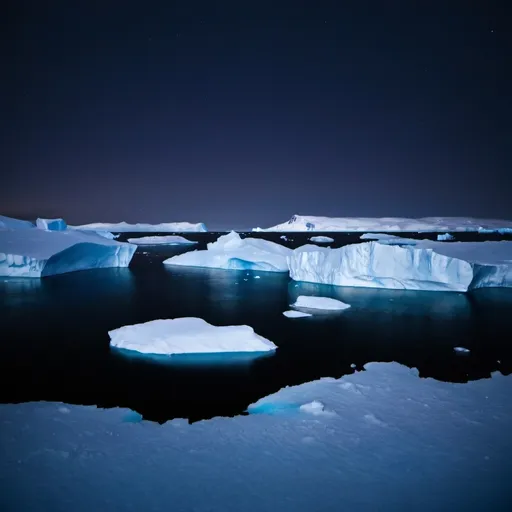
[454,347,470,354]
[283,310,312,318]
[290,295,351,311]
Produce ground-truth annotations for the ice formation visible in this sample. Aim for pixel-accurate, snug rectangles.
[309,236,334,243]
[127,235,197,245]
[93,231,118,239]
[291,295,351,311]
[282,310,313,318]
[288,238,512,292]
[36,218,67,231]
[71,221,207,232]
[109,317,277,355]
[0,217,136,277]
[163,231,291,272]
[437,233,455,241]
[254,214,512,233]
[0,215,34,230]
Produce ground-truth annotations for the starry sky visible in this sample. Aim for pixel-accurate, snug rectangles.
[2,1,511,230]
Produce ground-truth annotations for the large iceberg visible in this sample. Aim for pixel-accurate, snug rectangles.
[0,217,136,277]
[109,317,277,355]
[71,221,208,232]
[288,238,512,292]
[164,231,291,272]
[254,214,512,233]
[127,235,197,245]
[36,218,67,231]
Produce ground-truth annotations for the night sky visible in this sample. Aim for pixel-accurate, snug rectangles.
[3,1,511,230]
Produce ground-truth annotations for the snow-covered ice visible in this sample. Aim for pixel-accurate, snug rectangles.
[283,310,313,318]
[71,221,208,232]
[254,214,512,233]
[0,216,136,277]
[454,347,470,354]
[360,233,418,245]
[127,235,197,245]
[0,215,34,230]
[109,317,277,355]
[1,362,510,512]
[93,230,118,239]
[163,231,291,272]
[309,235,334,243]
[36,218,67,231]
[437,233,455,241]
[288,238,512,292]
[291,295,351,311]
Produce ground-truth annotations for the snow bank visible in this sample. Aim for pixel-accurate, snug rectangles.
[288,239,512,292]
[109,317,277,355]
[254,214,512,233]
[71,221,207,232]
[127,235,197,245]
[0,221,136,277]
[291,295,351,311]
[36,218,67,231]
[309,236,334,243]
[163,231,291,272]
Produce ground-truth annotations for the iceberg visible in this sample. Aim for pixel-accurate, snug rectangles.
[0,218,136,277]
[71,221,207,232]
[288,238,512,292]
[36,218,67,231]
[0,215,34,230]
[309,236,334,243]
[282,310,313,318]
[109,317,277,355]
[437,233,455,241]
[254,214,512,233]
[360,233,418,245]
[127,235,197,245]
[291,295,351,311]
[163,231,291,272]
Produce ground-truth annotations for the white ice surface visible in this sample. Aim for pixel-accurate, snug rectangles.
[291,295,351,311]
[0,222,136,277]
[282,310,313,318]
[127,235,197,245]
[254,214,512,232]
[1,362,511,512]
[309,236,334,243]
[36,218,67,231]
[109,317,277,355]
[437,233,455,241]
[163,231,291,272]
[289,238,512,292]
[70,221,207,232]
[93,230,118,239]
[0,215,34,230]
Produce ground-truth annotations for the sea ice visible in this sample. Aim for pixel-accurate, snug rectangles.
[309,236,334,243]
[70,221,207,232]
[127,235,197,245]
[437,233,455,241]
[36,218,67,231]
[282,310,313,318]
[163,231,291,272]
[109,317,277,355]
[291,295,351,311]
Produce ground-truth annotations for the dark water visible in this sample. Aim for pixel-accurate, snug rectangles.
[0,231,511,423]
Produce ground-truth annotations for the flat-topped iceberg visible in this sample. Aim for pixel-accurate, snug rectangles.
[127,235,197,245]
[254,214,512,233]
[36,218,67,231]
[288,238,512,292]
[0,217,136,277]
[71,221,207,232]
[291,295,351,311]
[163,231,291,272]
[310,236,334,243]
[109,317,277,355]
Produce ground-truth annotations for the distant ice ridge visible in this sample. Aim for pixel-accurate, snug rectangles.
[0,216,136,277]
[71,221,207,232]
[288,237,512,292]
[36,218,67,231]
[309,236,334,243]
[163,231,291,272]
[254,214,512,233]
[127,235,197,245]
[109,317,277,355]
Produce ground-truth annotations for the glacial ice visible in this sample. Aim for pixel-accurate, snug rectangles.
[291,295,351,311]
[127,235,197,245]
[309,236,334,243]
[0,218,136,277]
[109,317,277,355]
[288,238,512,292]
[437,233,455,241]
[254,214,512,233]
[71,221,208,232]
[36,218,67,231]
[0,215,34,230]
[283,310,313,318]
[93,231,118,240]
[163,231,291,272]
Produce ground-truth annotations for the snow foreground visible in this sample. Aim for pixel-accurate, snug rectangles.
[254,214,512,233]
[289,237,512,292]
[1,362,511,512]
[109,317,277,355]
[0,217,136,277]
[127,235,197,245]
[291,295,351,311]
[163,231,291,272]
[71,221,207,232]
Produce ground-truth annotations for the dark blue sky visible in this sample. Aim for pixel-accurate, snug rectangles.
[3,1,511,229]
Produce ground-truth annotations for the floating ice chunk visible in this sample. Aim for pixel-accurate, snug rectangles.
[454,347,470,354]
[70,221,207,232]
[36,218,67,231]
[280,235,289,241]
[359,233,418,245]
[310,236,334,243]
[291,295,351,311]
[163,231,291,272]
[437,233,455,241]
[109,317,277,356]
[127,235,197,245]
[283,310,313,318]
